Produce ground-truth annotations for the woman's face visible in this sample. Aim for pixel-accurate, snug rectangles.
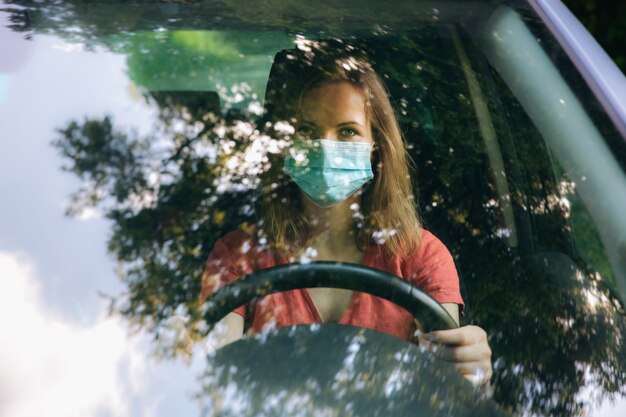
[295,82,374,145]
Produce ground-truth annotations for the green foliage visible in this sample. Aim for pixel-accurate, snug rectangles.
[5,0,625,414]
[54,117,149,212]
[374,30,626,417]
[52,28,626,416]
[109,31,239,92]
[106,30,292,94]
[53,91,263,354]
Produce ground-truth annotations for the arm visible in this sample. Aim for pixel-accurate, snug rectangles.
[407,232,492,386]
[210,312,245,350]
[201,235,248,350]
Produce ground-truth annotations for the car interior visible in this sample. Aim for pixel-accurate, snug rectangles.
[4,0,624,415]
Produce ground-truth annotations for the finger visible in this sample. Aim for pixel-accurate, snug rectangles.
[430,343,492,363]
[463,369,493,386]
[452,361,493,384]
[425,325,487,346]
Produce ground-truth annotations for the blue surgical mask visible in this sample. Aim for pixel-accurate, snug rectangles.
[283,139,374,208]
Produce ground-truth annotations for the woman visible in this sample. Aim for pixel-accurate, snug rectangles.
[201,40,492,385]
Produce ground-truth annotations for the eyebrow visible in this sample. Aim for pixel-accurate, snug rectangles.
[300,119,365,128]
[337,121,364,128]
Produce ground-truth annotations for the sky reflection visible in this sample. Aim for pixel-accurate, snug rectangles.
[0,24,202,417]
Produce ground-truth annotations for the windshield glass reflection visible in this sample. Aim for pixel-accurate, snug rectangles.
[1,1,625,416]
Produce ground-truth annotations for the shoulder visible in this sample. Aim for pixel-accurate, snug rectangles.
[401,229,456,275]
[203,227,262,289]
[403,229,463,308]
[213,225,259,254]
[415,230,452,259]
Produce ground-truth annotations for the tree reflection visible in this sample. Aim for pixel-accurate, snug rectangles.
[53,56,626,416]
[53,87,279,356]
[377,33,626,416]
[5,1,625,415]
[199,325,504,417]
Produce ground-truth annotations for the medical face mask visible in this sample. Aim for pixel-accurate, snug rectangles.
[283,139,374,208]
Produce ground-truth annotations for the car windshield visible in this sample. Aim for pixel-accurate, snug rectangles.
[1,1,625,416]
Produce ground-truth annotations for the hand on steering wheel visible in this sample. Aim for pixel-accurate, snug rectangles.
[200,262,503,417]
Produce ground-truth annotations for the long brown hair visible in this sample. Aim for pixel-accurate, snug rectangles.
[258,40,422,258]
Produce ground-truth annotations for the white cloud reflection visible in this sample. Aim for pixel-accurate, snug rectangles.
[0,251,145,417]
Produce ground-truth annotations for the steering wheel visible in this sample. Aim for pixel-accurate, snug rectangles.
[203,261,458,332]
[201,262,507,417]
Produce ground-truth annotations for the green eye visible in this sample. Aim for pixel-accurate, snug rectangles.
[340,127,357,137]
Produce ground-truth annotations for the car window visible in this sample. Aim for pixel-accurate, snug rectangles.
[1,1,625,416]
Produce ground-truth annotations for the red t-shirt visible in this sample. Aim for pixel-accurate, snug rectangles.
[201,229,463,341]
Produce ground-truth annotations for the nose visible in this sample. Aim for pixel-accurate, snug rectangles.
[320,127,337,140]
